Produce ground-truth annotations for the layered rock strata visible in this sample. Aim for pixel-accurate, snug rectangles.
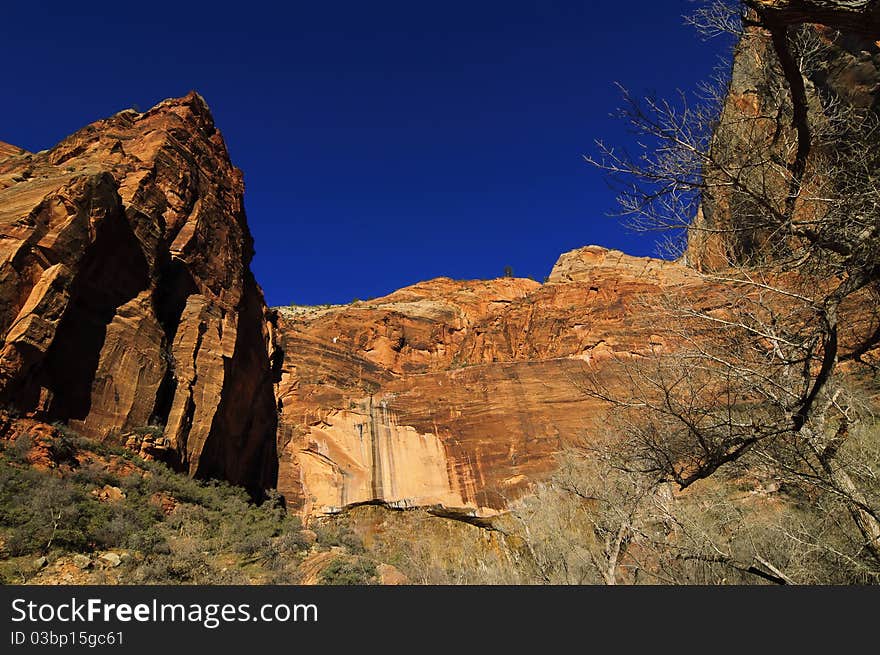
[274,246,717,517]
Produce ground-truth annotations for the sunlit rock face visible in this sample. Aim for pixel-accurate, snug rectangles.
[274,246,719,517]
[0,93,279,492]
[689,19,880,270]
[3,1,878,516]
[0,98,722,518]
[749,1,880,38]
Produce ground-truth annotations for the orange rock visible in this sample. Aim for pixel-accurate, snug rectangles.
[377,563,408,585]
[92,485,126,502]
[275,246,720,517]
[149,491,178,515]
[689,22,880,270]
[0,141,26,165]
[0,413,70,469]
[0,94,278,493]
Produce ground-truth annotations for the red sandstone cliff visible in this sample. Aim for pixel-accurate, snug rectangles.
[3,1,877,517]
[0,94,278,492]
[274,246,720,517]
[7,97,719,519]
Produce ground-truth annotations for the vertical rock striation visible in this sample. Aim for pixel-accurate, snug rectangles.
[689,14,880,269]
[274,247,718,517]
[0,93,278,492]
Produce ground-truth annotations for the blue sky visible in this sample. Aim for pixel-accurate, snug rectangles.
[1,1,732,306]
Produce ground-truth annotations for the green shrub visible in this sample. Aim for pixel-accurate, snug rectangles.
[3,435,33,463]
[318,557,377,585]
[71,462,121,488]
[313,518,365,554]
[131,424,166,439]
[126,525,170,555]
[0,427,311,582]
[132,549,212,584]
[47,433,78,464]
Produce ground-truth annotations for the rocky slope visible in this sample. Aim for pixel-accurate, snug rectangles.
[274,246,720,517]
[0,93,278,492]
[0,410,398,586]
[0,142,25,162]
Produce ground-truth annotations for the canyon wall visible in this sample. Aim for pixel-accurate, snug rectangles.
[689,11,880,269]
[274,246,719,517]
[3,0,877,516]
[0,93,278,492]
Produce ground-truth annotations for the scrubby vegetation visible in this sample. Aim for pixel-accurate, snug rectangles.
[0,425,375,585]
[318,557,377,585]
[3,412,877,585]
[496,420,880,585]
[338,421,880,585]
[321,504,514,585]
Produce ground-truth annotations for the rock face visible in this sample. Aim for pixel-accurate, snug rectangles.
[275,246,716,517]
[273,5,880,518]
[3,101,721,520]
[6,1,874,519]
[0,142,26,162]
[749,1,880,37]
[689,17,880,269]
[0,93,278,492]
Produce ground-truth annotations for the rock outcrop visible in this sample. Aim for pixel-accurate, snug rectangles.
[0,142,26,163]
[689,12,880,269]
[0,93,278,492]
[5,99,722,520]
[5,0,876,519]
[274,246,719,517]
[748,0,880,37]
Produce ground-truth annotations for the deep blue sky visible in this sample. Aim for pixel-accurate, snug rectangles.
[2,1,731,306]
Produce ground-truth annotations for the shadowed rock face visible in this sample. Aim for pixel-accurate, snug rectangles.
[1,101,724,519]
[749,1,880,38]
[2,1,874,516]
[274,246,719,517]
[0,93,278,492]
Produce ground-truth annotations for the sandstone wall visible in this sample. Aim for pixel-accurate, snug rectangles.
[275,246,718,517]
[0,94,278,492]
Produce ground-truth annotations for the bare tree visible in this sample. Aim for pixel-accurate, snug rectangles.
[500,430,848,585]
[503,445,672,585]
[580,0,880,582]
